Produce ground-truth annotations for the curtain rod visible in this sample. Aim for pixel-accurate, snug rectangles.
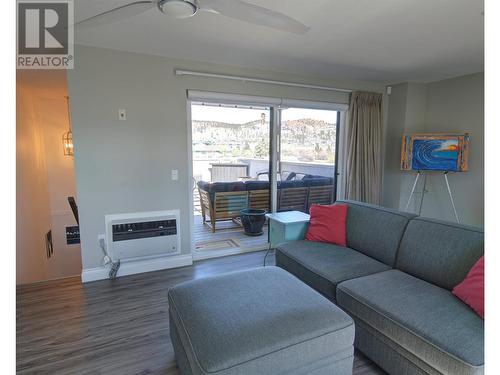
[175,69,353,93]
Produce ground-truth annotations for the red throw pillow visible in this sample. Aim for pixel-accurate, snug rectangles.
[452,256,484,319]
[305,204,348,246]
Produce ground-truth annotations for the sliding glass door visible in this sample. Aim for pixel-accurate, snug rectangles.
[190,103,271,259]
[188,92,343,260]
[276,108,339,212]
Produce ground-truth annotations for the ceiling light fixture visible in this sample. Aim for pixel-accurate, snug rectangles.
[158,0,197,19]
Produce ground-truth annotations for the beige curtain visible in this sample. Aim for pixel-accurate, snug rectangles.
[343,91,383,204]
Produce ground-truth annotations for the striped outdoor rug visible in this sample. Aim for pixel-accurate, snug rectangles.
[195,238,240,251]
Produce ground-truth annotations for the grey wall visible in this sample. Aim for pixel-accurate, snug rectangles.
[383,73,484,227]
[382,83,408,209]
[397,83,428,212]
[68,45,386,271]
[421,73,484,226]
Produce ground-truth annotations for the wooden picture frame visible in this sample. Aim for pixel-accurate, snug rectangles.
[401,133,469,172]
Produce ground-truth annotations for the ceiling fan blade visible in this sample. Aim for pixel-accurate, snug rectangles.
[76,1,156,28]
[199,0,309,34]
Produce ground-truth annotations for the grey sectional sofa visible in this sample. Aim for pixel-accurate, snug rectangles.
[276,200,484,375]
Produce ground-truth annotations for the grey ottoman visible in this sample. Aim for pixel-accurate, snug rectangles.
[168,266,355,375]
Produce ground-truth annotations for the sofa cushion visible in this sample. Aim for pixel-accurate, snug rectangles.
[337,200,416,266]
[305,204,348,246]
[275,240,391,302]
[337,270,484,375]
[453,256,484,319]
[396,217,484,290]
[168,267,355,375]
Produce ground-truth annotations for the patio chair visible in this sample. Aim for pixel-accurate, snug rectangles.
[246,181,270,211]
[198,181,248,233]
[278,180,308,212]
[303,176,335,210]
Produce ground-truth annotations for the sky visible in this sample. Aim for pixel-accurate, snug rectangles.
[191,104,337,124]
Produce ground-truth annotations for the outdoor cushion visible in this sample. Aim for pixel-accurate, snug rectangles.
[197,181,246,193]
[396,217,484,290]
[302,176,334,186]
[336,200,416,266]
[197,180,210,191]
[168,267,355,375]
[197,181,247,205]
[244,180,270,191]
[275,240,391,302]
[337,269,484,375]
[277,180,306,189]
[210,181,246,193]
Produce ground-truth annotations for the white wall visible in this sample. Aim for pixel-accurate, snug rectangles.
[38,96,82,278]
[383,73,484,227]
[16,71,82,285]
[67,45,387,273]
[17,76,52,284]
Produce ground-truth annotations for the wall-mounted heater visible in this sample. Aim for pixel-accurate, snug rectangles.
[105,210,180,262]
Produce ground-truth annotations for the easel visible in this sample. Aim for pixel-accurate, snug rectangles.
[404,171,460,223]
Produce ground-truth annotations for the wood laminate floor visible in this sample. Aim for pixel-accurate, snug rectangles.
[17,251,386,375]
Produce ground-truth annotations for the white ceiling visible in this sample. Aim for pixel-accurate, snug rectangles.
[74,0,484,83]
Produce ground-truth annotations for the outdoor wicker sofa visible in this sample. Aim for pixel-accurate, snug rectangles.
[197,175,334,232]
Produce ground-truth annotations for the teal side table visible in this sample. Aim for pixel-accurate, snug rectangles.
[266,211,310,248]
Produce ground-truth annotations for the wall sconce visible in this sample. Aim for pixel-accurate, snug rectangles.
[62,96,74,156]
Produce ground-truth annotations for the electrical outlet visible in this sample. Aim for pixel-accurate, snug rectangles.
[118,109,127,120]
[171,169,178,181]
[98,234,106,249]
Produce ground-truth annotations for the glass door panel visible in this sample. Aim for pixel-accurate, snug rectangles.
[190,103,271,258]
[278,108,339,213]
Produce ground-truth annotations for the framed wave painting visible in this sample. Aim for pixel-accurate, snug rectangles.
[401,133,469,172]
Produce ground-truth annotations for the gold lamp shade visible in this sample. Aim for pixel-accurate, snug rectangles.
[62,96,73,156]
[62,129,74,156]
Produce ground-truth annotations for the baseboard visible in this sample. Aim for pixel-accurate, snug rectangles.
[81,253,193,283]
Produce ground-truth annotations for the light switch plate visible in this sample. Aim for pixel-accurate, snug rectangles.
[171,169,178,181]
[118,109,127,120]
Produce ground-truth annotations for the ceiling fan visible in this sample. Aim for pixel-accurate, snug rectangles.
[76,0,310,34]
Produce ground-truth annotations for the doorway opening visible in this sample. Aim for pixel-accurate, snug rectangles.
[17,70,82,284]
[191,103,271,259]
[189,100,340,260]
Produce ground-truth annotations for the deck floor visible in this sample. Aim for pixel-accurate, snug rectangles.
[193,213,269,259]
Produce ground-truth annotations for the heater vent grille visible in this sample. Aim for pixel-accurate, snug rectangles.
[105,210,180,261]
[112,219,177,242]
